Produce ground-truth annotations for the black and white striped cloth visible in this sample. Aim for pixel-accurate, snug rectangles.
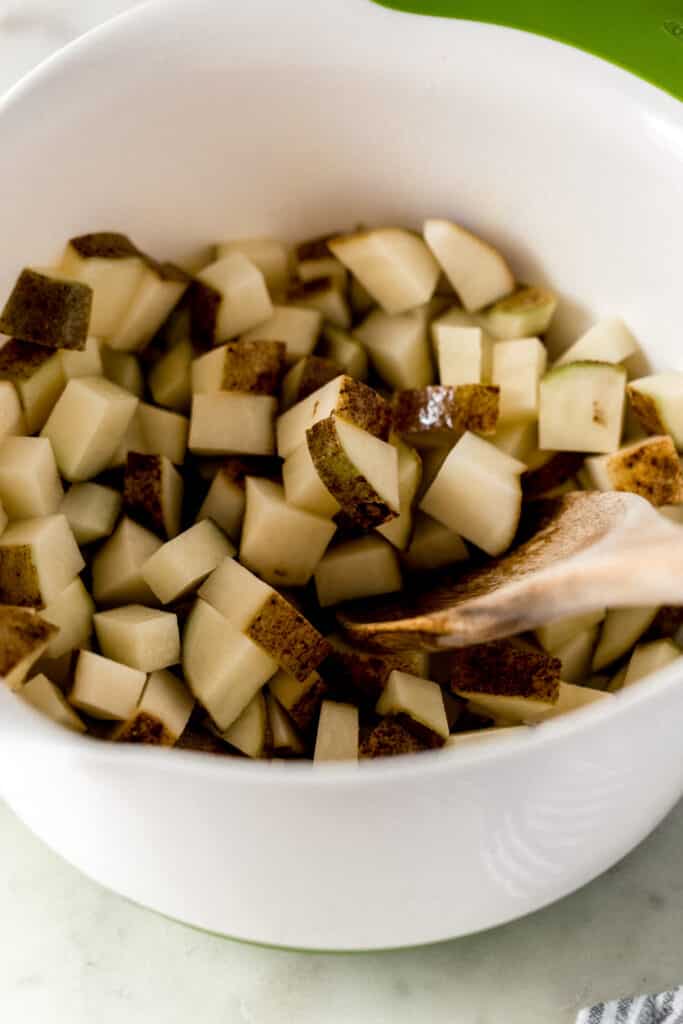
[578,990,683,1023]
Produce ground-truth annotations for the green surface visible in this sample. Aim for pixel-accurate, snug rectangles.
[371,1,683,101]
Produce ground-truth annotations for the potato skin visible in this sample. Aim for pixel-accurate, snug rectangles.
[0,270,92,351]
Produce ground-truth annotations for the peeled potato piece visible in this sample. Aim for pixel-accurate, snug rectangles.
[39,576,95,660]
[402,511,468,571]
[70,649,147,721]
[287,276,351,330]
[21,673,86,732]
[215,237,292,295]
[197,462,248,540]
[376,670,449,747]
[433,314,493,387]
[189,392,277,456]
[282,440,341,519]
[314,535,402,608]
[113,669,194,746]
[353,306,434,390]
[148,338,193,413]
[60,482,122,545]
[0,340,65,433]
[59,232,147,340]
[555,317,638,368]
[60,337,103,380]
[100,346,144,397]
[0,515,84,607]
[192,252,273,344]
[94,605,180,673]
[0,607,58,691]
[318,325,368,381]
[313,700,359,762]
[491,337,547,424]
[377,441,422,550]
[329,228,439,315]
[108,261,188,353]
[0,436,63,519]
[91,517,162,607]
[423,219,514,313]
[219,691,269,758]
[141,520,235,604]
[241,305,322,365]
[267,692,306,757]
[539,362,626,454]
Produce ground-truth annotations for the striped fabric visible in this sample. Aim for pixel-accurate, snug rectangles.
[577,989,683,1023]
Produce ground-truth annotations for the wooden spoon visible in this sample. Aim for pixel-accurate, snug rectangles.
[337,491,683,651]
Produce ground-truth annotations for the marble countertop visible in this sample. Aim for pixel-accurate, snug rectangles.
[1,3,683,1022]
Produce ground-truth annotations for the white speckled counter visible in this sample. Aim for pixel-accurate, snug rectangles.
[1,3,683,1021]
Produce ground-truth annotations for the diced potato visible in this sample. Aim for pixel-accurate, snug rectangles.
[70,649,147,720]
[0,436,63,519]
[277,374,391,459]
[42,376,138,481]
[528,681,612,722]
[288,276,351,329]
[555,317,638,368]
[39,576,95,660]
[447,639,560,720]
[241,305,322,365]
[433,317,493,387]
[552,625,600,684]
[491,420,538,462]
[535,608,606,654]
[402,511,468,571]
[113,669,194,746]
[215,237,292,295]
[189,393,277,456]
[329,228,439,315]
[0,380,26,441]
[197,463,248,540]
[584,436,683,506]
[60,337,103,380]
[108,261,188,353]
[393,384,499,447]
[307,417,399,528]
[420,432,524,556]
[297,256,347,289]
[267,693,305,757]
[123,452,183,539]
[268,668,327,733]
[0,340,66,433]
[32,649,75,690]
[348,275,375,318]
[0,267,92,350]
[318,325,368,381]
[377,441,422,550]
[148,338,193,412]
[628,373,683,449]
[198,556,329,681]
[220,691,269,758]
[21,673,86,732]
[91,517,163,607]
[353,306,433,389]
[94,605,180,672]
[60,482,122,545]
[59,232,147,339]
[281,355,341,411]
[191,340,285,395]
[314,535,402,607]
[361,716,429,757]
[376,670,449,745]
[491,337,547,424]
[423,219,514,312]
[282,440,341,519]
[622,638,681,688]
[192,252,273,343]
[539,362,626,453]
[592,606,659,671]
[313,700,359,762]
[182,598,277,731]
[108,407,149,468]
[141,520,234,604]
[479,285,557,340]
[240,478,336,587]
[137,403,189,465]
[100,346,144,397]
[0,515,84,607]
[0,607,58,690]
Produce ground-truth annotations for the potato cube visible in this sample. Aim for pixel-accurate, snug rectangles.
[0,515,84,607]
[100,346,144,397]
[267,693,305,757]
[354,306,434,390]
[191,340,285,395]
[219,691,269,758]
[21,673,86,732]
[142,520,234,604]
[189,393,277,456]
[376,670,449,745]
[60,482,122,545]
[94,605,180,672]
[216,237,292,294]
[42,376,138,481]
[241,305,321,364]
[423,219,514,312]
[0,267,92,350]
[329,228,439,315]
[314,535,402,608]
[287,276,351,330]
[0,380,26,441]
[123,452,183,539]
[108,261,188,353]
[113,669,194,746]
[0,606,58,690]
[60,337,103,380]
[392,384,499,447]
[268,669,327,733]
[137,403,189,465]
[282,440,340,519]
[313,701,358,762]
[148,338,193,413]
[0,340,65,433]
[240,478,336,586]
[0,436,63,519]
[182,598,277,730]
[70,649,146,720]
[39,576,95,659]
[197,462,248,540]
[192,253,273,343]
[59,233,147,340]
[91,517,162,607]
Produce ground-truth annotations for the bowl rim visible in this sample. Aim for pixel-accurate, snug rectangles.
[0,0,682,788]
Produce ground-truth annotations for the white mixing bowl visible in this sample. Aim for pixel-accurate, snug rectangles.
[0,0,682,951]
